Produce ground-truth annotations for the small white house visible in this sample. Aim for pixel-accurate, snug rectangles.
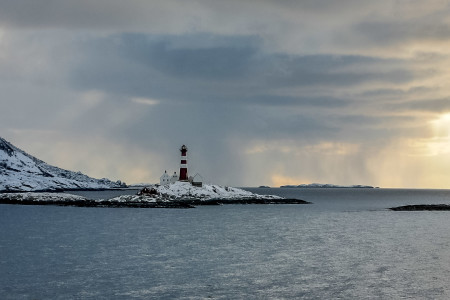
[170,172,178,184]
[160,170,171,185]
[190,173,203,187]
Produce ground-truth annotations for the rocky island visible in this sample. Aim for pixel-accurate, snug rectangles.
[389,204,450,211]
[0,181,310,208]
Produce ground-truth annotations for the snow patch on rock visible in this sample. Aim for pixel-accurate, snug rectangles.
[2,192,88,202]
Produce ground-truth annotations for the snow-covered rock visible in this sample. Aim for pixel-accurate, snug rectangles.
[0,192,192,208]
[0,192,156,204]
[0,137,126,192]
[0,192,88,203]
[112,181,284,202]
[0,183,310,208]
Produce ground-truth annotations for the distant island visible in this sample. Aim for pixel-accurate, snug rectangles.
[390,204,450,211]
[280,183,374,188]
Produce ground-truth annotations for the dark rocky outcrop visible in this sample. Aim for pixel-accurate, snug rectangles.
[390,204,450,211]
[0,193,194,209]
[137,187,159,196]
[181,198,311,205]
[0,193,311,209]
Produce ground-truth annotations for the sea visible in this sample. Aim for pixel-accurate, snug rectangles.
[1,188,450,299]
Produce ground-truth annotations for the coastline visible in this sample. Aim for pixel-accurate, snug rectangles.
[0,191,311,209]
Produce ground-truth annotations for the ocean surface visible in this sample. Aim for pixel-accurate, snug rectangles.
[1,188,450,299]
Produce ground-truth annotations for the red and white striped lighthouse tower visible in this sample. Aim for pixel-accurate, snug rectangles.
[179,145,188,181]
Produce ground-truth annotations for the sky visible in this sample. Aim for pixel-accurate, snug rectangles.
[1,0,450,188]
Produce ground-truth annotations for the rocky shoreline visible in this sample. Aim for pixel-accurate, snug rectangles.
[0,192,311,209]
[390,204,450,211]
[0,187,134,193]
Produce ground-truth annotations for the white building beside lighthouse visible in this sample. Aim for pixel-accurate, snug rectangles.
[160,170,170,185]
[170,172,178,184]
[160,170,180,185]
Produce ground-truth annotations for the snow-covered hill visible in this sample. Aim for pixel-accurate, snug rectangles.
[0,137,126,192]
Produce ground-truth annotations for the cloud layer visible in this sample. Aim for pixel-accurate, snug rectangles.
[1,0,450,187]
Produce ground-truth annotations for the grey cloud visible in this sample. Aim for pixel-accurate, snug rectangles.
[354,9,450,46]
[0,0,153,29]
[64,32,422,162]
[244,95,350,108]
[357,21,450,44]
[319,113,431,144]
[337,114,419,128]
[387,98,450,113]
[71,33,417,103]
[103,100,337,144]
[118,33,260,80]
[3,0,449,59]
[0,1,384,30]
[359,86,435,98]
[275,0,367,12]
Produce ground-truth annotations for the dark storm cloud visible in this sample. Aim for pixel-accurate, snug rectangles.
[101,98,337,143]
[117,34,260,80]
[70,33,417,105]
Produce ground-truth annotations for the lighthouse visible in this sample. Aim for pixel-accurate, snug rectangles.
[179,145,188,181]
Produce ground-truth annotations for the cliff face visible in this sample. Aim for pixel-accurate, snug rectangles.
[0,137,126,192]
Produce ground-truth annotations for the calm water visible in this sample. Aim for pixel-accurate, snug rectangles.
[1,188,450,299]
